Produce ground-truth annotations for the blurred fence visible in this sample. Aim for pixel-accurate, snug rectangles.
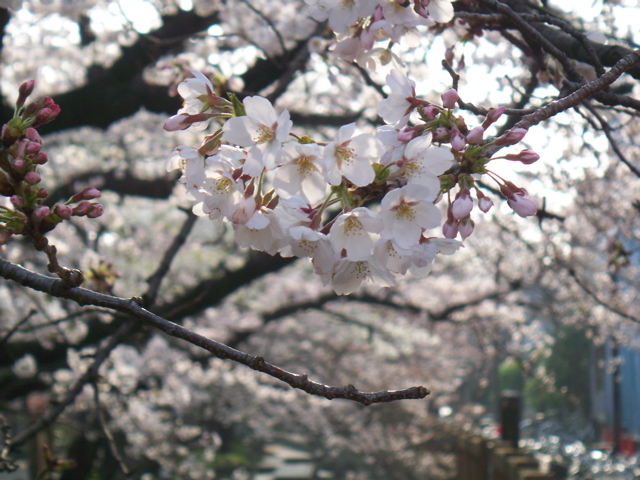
[438,428,553,480]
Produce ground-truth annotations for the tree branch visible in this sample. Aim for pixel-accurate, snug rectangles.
[0,257,429,405]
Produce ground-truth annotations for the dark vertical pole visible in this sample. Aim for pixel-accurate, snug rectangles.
[500,391,521,449]
[611,337,621,454]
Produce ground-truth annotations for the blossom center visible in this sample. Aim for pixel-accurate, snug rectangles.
[335,145,355,167]
[254,125,275,144]
[395,204,416,220]
[295,154,317,177]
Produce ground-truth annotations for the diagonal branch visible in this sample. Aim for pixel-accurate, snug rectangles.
[0,257,429,405]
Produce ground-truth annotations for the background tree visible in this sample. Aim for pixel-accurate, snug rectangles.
[1,0,639,478]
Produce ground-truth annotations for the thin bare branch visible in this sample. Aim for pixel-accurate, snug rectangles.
[0,257,429,406]
[144,210,198,307]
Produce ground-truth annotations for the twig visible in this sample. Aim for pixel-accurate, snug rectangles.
[0,309,36,347]
[478,0,584,83]
[566,267,640,324]
[581,102,640,178]
[144,210,198,307]
[239,0,286,57]
[513,49,640,130]
[93,383,131,476]
[441,60,538,116]
[0,257,429,405]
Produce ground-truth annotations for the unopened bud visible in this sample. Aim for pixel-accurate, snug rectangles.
[26,141,41,155]
[34,206,50,220]
[17,80,35,108]
[422,105,439,120]
[458,218,474,240]
[54,204,73,219]
[70,187,101,203]
[450,128,465,151]
[24,171,41,185]
[87,203,104,218]
[163,114,190,132]
[31,102,61,127]
[505,149,539,165]
[25,128,41,143]
[496,127,528,146]
[482,106,506,129]
[433,126,450,143]
[476,191,493,213]
[33,152,48,164]
[10,195,23,208]
[443,219,458,239]
[451,188,473,220]
[72,201,92,216]
[441,88,459,109]
[466,126,484,145]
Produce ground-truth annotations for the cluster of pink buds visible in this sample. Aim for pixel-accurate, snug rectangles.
[0,80,103,246]
[443,186,494,240]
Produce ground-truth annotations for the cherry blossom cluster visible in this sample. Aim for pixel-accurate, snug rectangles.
[305,0,455,69]
[164,68,539,294]
[0,80,103,247]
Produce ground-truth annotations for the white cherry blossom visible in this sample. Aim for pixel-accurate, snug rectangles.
[222,96,292,176]
[329,207,383,261]
[380,184,441,249]
[378,69,417,126]
[323,123,382,186]
[398,133,453,193]
[273,143,327,205]
[331,257,396,295]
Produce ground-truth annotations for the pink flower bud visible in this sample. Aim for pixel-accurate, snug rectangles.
[508,191,538,217]
[33,152,48,164]
[26,128,41,143]
[72,201,92,216]
[478,194,493,213]
[70,187,101,203]
[54,204,73,219]
[496,127,528,146]
[26,141,41,154]
[87,203,104,218]
[34,206,50,220]
[482,106,506,129]
[10,195,23,208]
[443,219,458,239]
[32,103,61,127]
[24,171,41,185]
[466,126,484,145]
[432,127,450,143]
[505,149,539,165]
[450,128,466,151]
[397,126,422,142]
[422,105,439,120]
[13,159,25,170]
[441,88,459,109]
[15,139,28,157]
[451,188,474,220]
[17,80,35,108]
[37,188,48,198]
[458,218,474,240]
[163,114,190,132]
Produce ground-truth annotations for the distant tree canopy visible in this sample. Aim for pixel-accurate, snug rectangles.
[0,1,639,479]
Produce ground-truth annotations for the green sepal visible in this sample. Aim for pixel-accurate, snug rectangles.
[227,92,246,117]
